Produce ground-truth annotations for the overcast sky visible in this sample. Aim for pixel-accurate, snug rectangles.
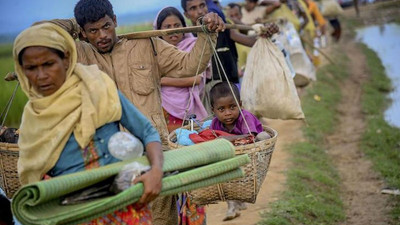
[0,0,183,35]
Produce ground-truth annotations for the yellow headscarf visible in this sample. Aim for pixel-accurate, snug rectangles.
[13,23,122,185]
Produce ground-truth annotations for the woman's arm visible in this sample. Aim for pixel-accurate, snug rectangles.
[118,91,163,204]
[160,75,202,87]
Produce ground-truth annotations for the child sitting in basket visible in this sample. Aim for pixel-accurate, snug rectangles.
[209,81,270,221]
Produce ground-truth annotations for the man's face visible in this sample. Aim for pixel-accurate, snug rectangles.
[227,6,242,21]
[81,15,118,53]
[245,0,257,11]
[184,0,208,25]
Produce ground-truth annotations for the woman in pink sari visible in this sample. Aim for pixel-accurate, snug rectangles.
[154,7,209,133]
[154,7,208,225]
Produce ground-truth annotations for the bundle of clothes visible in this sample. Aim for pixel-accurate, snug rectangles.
[175,120,271,146]
[0,126,19,143]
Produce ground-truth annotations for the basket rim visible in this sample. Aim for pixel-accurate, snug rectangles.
[167,125,278,151]
[0,142,19,151]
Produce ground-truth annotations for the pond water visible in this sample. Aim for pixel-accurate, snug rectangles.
[356,23,400,128]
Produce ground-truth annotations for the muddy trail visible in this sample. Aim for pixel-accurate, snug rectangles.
[206,2,397,224]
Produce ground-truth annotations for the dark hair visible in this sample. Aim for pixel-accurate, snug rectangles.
[227,3,242,11]
[74,0,115,28]
[18,47,65,66]
[181,0,189,11]
[210,82,241,107]
[246,0,259,3]
[182,0,201,12]
[156,7,187,30]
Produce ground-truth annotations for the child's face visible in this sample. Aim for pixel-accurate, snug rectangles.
[227,6,242,21]
[212,95,241,130]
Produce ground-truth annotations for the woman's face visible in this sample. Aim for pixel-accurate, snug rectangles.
[21,46,69,96]
[160,15,184,46]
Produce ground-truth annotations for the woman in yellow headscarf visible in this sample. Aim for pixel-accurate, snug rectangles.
[14,22,163,224]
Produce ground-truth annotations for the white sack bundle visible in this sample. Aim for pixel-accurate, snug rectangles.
[241,37,305,120]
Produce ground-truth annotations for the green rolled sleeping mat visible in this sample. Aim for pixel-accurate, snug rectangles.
[12,139,250,225]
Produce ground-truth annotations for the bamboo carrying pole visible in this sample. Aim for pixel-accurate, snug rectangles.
[118,23,333,64]
[118,24,254,39]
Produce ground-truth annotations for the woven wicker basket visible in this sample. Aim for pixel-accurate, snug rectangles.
[0,142,20,198]
[168,125,277,205]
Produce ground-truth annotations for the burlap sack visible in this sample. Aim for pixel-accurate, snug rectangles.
[241,38,305,120]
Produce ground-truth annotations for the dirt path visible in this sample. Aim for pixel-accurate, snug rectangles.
[325,15,392,225]
[206,119,304,224]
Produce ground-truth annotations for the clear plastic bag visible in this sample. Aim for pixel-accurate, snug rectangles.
[110,162,151,193]
[108,131,144,160]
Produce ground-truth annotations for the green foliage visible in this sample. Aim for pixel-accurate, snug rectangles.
[360,44,400,223]
[360,43,392,115]
[0,43,13,58]
[0,45,27,127]
[259,51,348,224]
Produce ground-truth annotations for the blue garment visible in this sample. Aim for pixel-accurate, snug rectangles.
[206,0,226,22]
[49,91,161,177]
[175,128,198,146]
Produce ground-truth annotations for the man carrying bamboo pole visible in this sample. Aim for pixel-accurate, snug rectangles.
[36,0,225,224]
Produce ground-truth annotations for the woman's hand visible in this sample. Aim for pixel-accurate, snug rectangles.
[133,166,163,204]
[133,141,164,204]
[201,12,226,33]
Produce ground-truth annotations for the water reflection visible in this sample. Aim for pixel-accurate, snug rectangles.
[356,23,400,128]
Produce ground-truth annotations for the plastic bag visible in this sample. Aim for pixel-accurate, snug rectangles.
[110,162,151,193]
[241,37,305,120]
[108,131,144,160]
